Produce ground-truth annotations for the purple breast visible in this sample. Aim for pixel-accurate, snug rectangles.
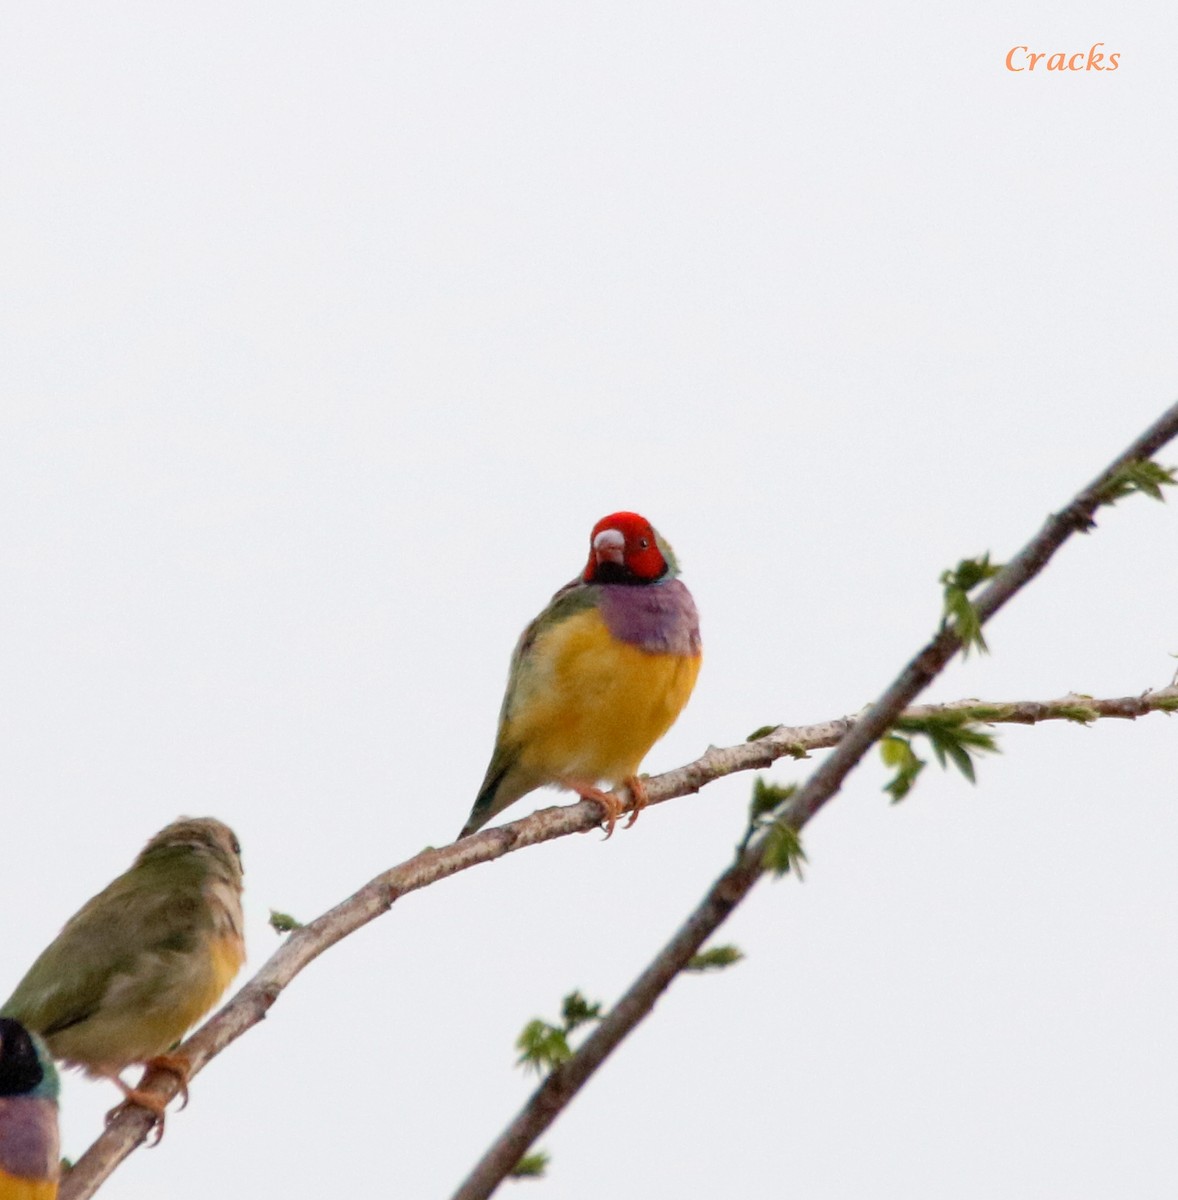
[597,579,701,656]
[0,1097,59,1181]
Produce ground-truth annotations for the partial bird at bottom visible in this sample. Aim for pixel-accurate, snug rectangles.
[0,1018,60,1200]
[1,817,246,1135]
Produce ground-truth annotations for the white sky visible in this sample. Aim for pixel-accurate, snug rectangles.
[2,3,1177,1198]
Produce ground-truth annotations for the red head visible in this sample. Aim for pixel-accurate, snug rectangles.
[582,512,670,584]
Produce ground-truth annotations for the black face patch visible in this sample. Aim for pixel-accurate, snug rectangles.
[0,1018,44,1096]
[593,561,665,586]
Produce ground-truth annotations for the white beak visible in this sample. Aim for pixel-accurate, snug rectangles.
[592,527,625,565]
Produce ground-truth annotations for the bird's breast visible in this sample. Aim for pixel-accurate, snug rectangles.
[509,605,701,783]
[0,1097,59,1193]
[596,579,701,655]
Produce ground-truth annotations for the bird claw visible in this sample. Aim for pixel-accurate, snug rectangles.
[104,1054,193,1146]
[572,786,623,838]
[144,1053,193,1111]
[622,775,649,828]
[570,778,651,837]
[105,1088,169,1146]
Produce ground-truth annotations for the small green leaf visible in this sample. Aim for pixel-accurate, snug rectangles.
[746,724,778,741]
[510,1151,550,1179]
[560,991,603,1033]
[1055,704,1098,724]
[515,1020,572,1075]
[762,821,807,878]
[907,715,997,761]
[964,704,1015,722]
[740,777,801,853]
[941,554,1002,593]
[685,945,746,972]
[942,738,976,781]
[1098,459,1177,506]
[939,554,1003,656]
[516,990,607,1076]
[887,714,998,797]
[881,733,912,764]
[269,909,303,934]
[881,734,925,802]
[749,777,798,822]
[927,736,948,770]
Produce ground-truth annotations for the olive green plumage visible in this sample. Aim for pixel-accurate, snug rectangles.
[1,817,245,1082]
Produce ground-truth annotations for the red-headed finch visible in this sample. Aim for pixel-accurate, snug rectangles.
[460,512,701,838]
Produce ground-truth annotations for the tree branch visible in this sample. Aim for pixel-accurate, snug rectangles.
[62,401,1178,1199]
[447,400,1178,1200]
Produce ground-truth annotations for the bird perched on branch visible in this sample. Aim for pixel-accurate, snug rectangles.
[0,1019,60,1200]
[2,817,245,1136]
[460,511,701,839]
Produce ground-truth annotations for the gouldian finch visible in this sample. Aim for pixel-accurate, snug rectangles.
[460,511,701,838]
[0,1019,59,1200]
[2,817,245,1131]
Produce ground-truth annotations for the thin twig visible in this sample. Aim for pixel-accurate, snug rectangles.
[448,401,1178,1200]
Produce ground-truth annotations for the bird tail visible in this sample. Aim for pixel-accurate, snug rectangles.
[458,765,510,839]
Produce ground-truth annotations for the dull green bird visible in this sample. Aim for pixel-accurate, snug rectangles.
[2,817,245,1131]
[0,1018,60,1200]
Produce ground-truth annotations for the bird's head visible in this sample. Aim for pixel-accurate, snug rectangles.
[135,817,245,887]
[582,512,678,584]
[0,1018,58,1101]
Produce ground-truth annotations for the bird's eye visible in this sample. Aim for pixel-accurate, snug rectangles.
[638,538,650,549]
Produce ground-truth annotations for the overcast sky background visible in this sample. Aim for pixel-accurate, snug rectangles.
[2,3,1177,1198]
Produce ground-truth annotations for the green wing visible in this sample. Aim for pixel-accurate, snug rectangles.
[497,580,597,726]
[459,579,598,836]
[2,856,209,1038]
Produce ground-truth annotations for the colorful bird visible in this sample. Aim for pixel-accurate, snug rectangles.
[0,1019,60,1200]
[460,511,701,838]
[2,817,245,1133]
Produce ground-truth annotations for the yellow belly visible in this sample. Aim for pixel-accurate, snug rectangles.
[51,932,244,1072]
[0,1167,57,1200]
[508,607,700,785]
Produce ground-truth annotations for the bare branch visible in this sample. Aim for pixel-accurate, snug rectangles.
[448,401,1178,1200]
[61,399,1178,1200]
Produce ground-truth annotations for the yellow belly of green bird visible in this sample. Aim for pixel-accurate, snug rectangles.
[0,1167,57,1200]
[49,932,244,1074]
[509,607,700,786]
